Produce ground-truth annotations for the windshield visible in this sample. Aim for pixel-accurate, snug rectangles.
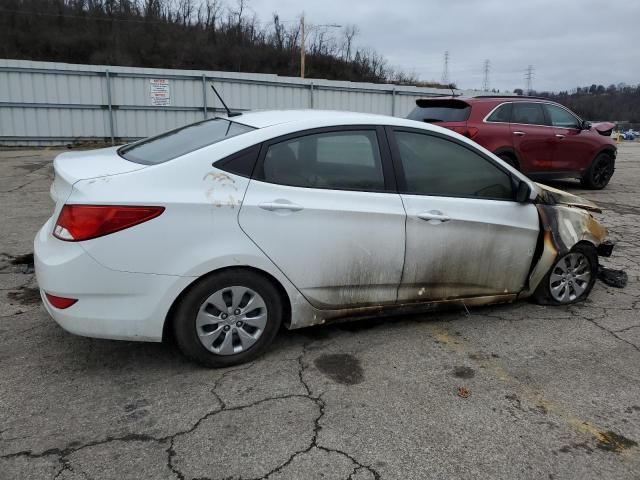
[119,118,255,165]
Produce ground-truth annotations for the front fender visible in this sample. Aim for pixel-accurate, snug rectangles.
[522,204,607,297]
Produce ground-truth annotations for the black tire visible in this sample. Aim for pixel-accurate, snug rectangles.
[172,269,283,368]
[532,243,598,305]
[497,153,519,170]
[581,153,614,189]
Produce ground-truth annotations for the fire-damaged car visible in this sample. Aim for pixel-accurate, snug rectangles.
[35,110,615,367]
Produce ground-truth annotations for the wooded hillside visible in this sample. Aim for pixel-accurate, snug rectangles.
[517,85,640,123]
[0,0,437,86]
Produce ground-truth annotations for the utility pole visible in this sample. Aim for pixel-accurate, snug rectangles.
[525,65,534,95]
[300,14,305,79]
[482,59,490,92]
[441,51,449,85]
[299,15,340,79]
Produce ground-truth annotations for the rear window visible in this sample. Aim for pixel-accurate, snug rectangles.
[119,118,255,165]
[407,99,471,123]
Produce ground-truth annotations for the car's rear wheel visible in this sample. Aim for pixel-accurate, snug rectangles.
[173,270,282,367]
[532,243,598,305]
[581,153,614,189]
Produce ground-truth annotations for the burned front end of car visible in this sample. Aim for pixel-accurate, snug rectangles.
[522,183,614,297]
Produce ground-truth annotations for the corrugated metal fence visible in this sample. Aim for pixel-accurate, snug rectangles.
[0,59,485,146]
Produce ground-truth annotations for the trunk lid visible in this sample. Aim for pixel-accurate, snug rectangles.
[51,146,147,203]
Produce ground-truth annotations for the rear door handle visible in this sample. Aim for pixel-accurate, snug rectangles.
[513,131,526,136]
[418,211,451,223]
[258,200,304,212]
[555,134,565,139]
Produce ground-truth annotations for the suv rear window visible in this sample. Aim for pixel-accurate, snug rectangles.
[407,99,471,123]
[119,118,255,165]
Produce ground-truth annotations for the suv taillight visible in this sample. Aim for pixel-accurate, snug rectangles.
[448,126,479,139]
[53,205,165,241]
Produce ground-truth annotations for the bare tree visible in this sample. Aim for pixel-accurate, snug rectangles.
[231,0,247,26]
[272,13,284,50]
[342,24,358,61]
[177,0,194,25]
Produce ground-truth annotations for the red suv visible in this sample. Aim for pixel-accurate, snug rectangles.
[407,96,617,189]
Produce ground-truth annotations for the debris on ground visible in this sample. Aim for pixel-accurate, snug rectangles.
[457,386,471,398]
[596,430,638,453]
[598,266,628,288]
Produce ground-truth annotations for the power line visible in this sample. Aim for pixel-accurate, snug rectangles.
[525,65,534,95]
[441,51,449,85]
[482,59,490,91]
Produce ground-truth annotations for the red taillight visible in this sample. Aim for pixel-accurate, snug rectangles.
[448,126,468,135]
[446,126,479,139]
[53,205,165,241]
[45,293,77,309]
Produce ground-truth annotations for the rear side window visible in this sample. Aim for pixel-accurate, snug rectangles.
[119,119,255,165]
[407,100,471,123]
[486,103,513,123]
[260,130,385,191]
[511,103,547,126]
[395,131,513,200]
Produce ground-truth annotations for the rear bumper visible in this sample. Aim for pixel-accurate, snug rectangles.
[34,219,194,342]
[597,240,615,258]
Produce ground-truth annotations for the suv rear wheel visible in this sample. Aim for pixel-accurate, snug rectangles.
[581,153,614,189]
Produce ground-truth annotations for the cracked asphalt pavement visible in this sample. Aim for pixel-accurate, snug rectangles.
[1,144,640,479]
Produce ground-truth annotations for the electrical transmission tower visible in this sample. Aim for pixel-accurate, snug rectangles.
[525,65,534,95]
[482,59,490,92]
[441,51,450,85]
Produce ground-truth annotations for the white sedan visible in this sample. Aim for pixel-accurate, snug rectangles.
[35,110,614,367]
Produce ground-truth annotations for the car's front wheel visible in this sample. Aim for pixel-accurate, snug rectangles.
[173,270,283,367]
[532,244,598,305]
[581,153,614,189]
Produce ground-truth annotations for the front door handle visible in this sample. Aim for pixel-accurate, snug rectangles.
[513,131,526,136]
[258,200,304,212]
[418,211,451,223]
[555,134,565,139]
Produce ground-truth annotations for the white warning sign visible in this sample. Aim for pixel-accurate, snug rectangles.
[149,79,170,106]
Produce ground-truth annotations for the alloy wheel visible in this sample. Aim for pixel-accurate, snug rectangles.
[549,252,592,303]
[196,286,268,355]
[592,157,613,188]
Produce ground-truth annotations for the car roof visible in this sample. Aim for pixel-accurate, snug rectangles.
[231,109,419,129]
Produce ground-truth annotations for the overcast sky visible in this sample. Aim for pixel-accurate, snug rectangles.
[248,0,639,92]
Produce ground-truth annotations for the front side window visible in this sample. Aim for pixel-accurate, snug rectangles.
[261,130,385,191]
[511,102,547,126]
[545,104,581,129]
[119,118,255,165]
[395,131,513,200]
[486,103,513,123]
